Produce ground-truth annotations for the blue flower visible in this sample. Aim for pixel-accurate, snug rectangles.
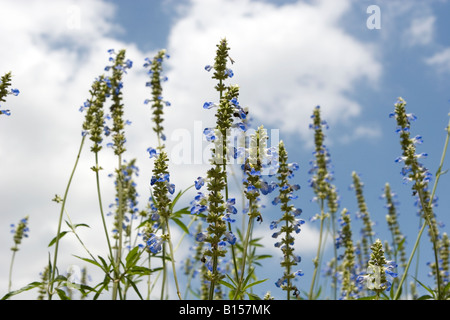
[125,59,133,69]
[146,233,164,254]
[270,221,278,230]
[204,65,213,72]
[190,192,207,215]
[294,270,304,277]
[0,109,11,116]
[294,219,305,233]
[249,167,261,177]
[224,231,236,245]
[272,231,281,239]
[196,232,207,242]
[79,100,90,113]
[246,184,258,194]
[10,88,19,96]
[168,183,176,195]
[143,57,152,68]
[157,173,170,182]
[272,196,280,205]
[225,68,234,78]
[203,102,217,109]
[203,127,216,142]
[194,177,205,190]
[147,147,158,158]
[226,198,237,214]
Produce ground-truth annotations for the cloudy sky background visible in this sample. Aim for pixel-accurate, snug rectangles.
[1,0,450,299]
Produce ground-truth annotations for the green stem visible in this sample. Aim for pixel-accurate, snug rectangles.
[165,220,182,299]
[49,134,86,299]
[394,220,426,300]
[330,213,338,300]
[309,199,326,300]
[418,188,442,299]
[285,218,291,301]
[94,152,115,266]
[234,208,255,300]
[160,226,167,300]
[8,250,17,294]
[208,245,219,300]
[223,154,239,284]
[112,154,124,300]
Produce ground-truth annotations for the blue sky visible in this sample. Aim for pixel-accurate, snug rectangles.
[1,0,450,300]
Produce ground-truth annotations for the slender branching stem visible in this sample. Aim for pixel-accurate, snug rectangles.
[49,134,86,299]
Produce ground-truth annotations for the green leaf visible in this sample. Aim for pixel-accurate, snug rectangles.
[97,255,111,272]
[172,207,190,217]
[219,279,236,291]
[242,267,255,288]
[56,288,71,300]
[169,185,194,211]
[225,274,237,286]
[1,281,42,300]
[171,217,190,234]
[73,255,103,270]
[48,231,69,247]
[247,292,262,300]
[128,266,163,276]
[243,278,268,291]
[414,277,436,298]
[65,220,90,231]
[417,294,433,300]
[126,275,144,300]
[93,275,111,300]
[254,254,272,260]
[74,223,90,229]
[125,246,141,269]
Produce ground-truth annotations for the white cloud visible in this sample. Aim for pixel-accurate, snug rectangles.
[404,15,435,46]
[163,0,382,150]
[337,124,382,144]
[426,47,450,73]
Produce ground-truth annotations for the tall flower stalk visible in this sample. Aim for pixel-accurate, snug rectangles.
[82,75,114,263]
[106,49,133,300]
[336,209,358,299]
[200,38,245,299]
[144,50,182,299]
[233,125,268,299]
[308,105,337,299]
[351,172,375,264]
[390,98,444,299]
[270,141,304,299]
[8,216,29,293]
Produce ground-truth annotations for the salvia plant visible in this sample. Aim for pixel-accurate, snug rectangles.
[0,72,19,116]
[2,39,450,301]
